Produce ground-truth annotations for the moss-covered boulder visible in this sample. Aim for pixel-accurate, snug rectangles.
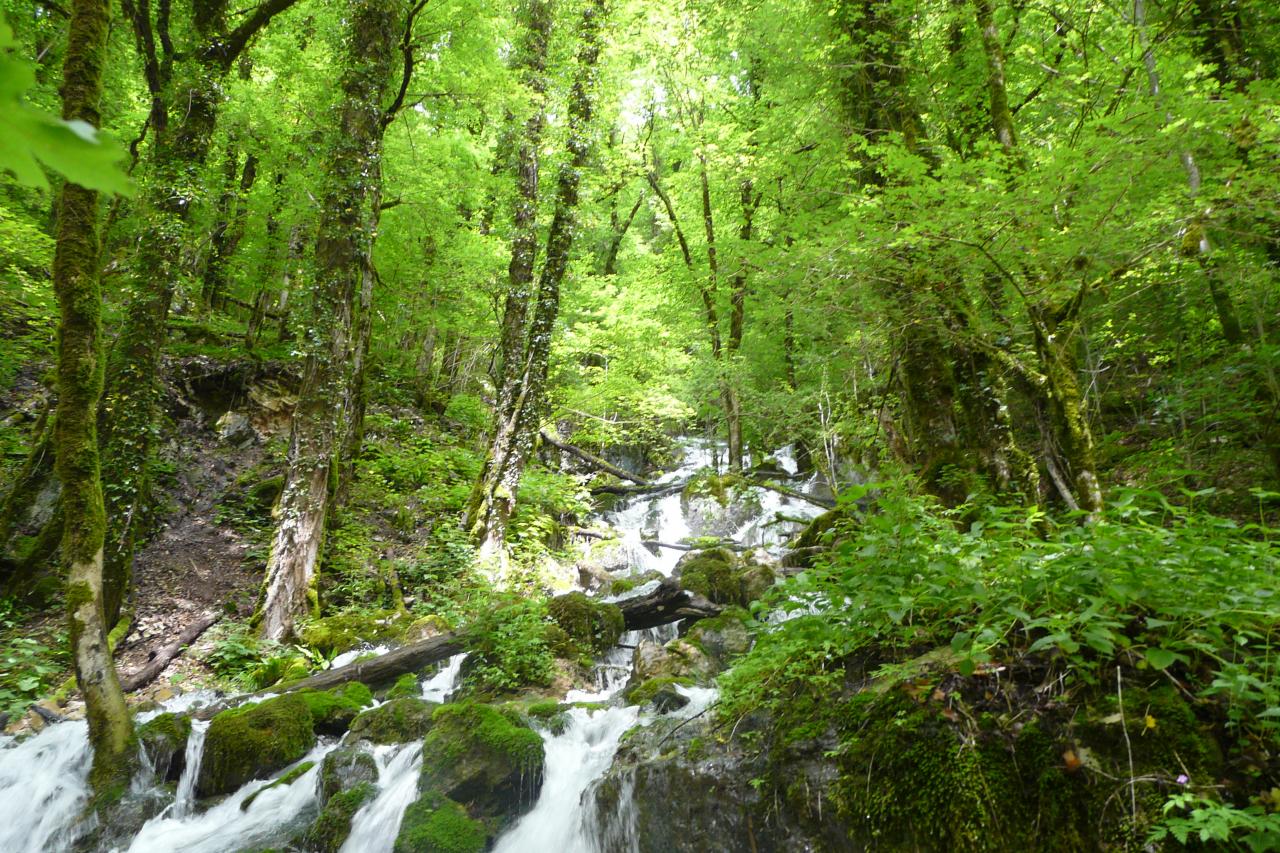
[319,745,379,803]
[394,793,486,853]
[685,608,753,670]
[299,781,377,853]
[417,702,544,826]
[137,712,192,782]
[547,592,625,654]
[197,693,317,798]
[680,474,762,539]
[348,697,437,745]
[676,549,775,608]
[299,683,374,736]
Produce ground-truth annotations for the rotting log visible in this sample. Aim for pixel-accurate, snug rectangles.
[120,611,222,692]
[196,580,718,716]
[591,480,687,498]
[540,430,650,485]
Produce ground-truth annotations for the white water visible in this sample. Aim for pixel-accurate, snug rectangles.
[421,653,466,702]
[0,721,92,852]
[126,741,335,853]
[339,742,424,853]
[170,718,209,818]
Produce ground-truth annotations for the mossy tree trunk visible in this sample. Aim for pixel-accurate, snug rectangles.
[54,0,135,798]
[98,0,299,628]
[466,0,554,559]
[468,0,607,561]
[258,0,405,640]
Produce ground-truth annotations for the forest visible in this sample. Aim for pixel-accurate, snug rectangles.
[1,0,1279,849]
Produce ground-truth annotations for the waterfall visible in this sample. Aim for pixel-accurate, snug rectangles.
[0,721,92,852]
[125,741,336,853]
[170,718,209,818]
[420,653,466,703]
[339,742,424,853]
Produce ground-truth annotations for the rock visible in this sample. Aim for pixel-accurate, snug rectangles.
[386,673,420,700]
[298,683,374,736]
[197,693,317,798]
[675,549,774,609]
[348,697,437,744]
[547,592,624,655]
[685,609,753,670]
[137,711,192,782]
[680,474,762,539]
[590,713,845,853]
[319,745,379,803]
[300,781,376,853]
[394,793,486,853]
[302,745,380,853]
[216,410,256,445]
[649,684,690,714]
[415,702,544,828]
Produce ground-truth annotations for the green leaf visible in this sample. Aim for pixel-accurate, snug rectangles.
[1144,647,1179,671]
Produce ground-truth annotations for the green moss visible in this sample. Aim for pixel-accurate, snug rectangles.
[348,697,437,744]
[240,761,315,811]
[300,780,377,853]
[418,702,544,821]
[137,712,192,781]
[198,693,317,797]
[246,475,284,511]
[547,592,624,654]
[320,745,379,802]
[625,676,693,707]
[299,609,407,656]
[524,700,562,718]
[388,673,420,700]
[677,550,740,605]
[394,794,486,853]
[608,577,636,595]
[299,683,374,735]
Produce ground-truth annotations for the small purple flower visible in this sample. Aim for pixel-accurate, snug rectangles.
[1176,774,1189,786]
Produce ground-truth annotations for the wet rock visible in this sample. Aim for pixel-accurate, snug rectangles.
[547,592,624,655]
[300,780,376,853]
[319,745,379,804]
[680,474,762,539]
[675,549,775,608]
[414,702,544,830]
[137,711,192,782]
[684,609,753,671]
[197,693,317,798]
[394,793,486,853]
[216,410,256,446]
[348,697,437,745]
[299,683,374,736]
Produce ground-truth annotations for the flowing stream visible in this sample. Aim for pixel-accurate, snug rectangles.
[0,439,825,851]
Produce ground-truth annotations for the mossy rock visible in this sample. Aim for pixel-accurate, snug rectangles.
[300,780,377,853]
[394,793,486,853]
[299,609,408,656]
[675,549,740,605]
[320,745,379,803]
[626,676,694,708]
[299,682,374,736]
[685,608,753,668]
[387,673,420,700]
[418,702,544,825]
[348,697,437,745]
[197,693,317,798]
[137,712,192,782]
[737,562,776,604]
[246,475,284,511]
[547,592,624,654]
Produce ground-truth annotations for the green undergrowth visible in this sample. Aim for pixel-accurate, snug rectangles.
[0,597,68,721]
[720,483,1280,850]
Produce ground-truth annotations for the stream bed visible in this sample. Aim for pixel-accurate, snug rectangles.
[0,440,826,852]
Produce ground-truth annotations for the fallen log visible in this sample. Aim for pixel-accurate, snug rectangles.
[591,479,686,498]
[608,577,722,630]
[541,430,650,485]
[745,478,835,509]
[120,611,223,693]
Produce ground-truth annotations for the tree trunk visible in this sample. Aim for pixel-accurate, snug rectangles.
[99,0,299,629]
[258,0,404,641]
[202,146,259,312]
[470,0,609,559]
[54,0,134,798]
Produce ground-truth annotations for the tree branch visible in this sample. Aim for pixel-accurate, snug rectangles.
[384,0,432,127]
[214,0,301,70]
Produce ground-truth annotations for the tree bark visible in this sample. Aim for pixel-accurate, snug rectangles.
[54,0,135,798]
[258,0,405,641]
[99,0,299,629]
[469,0,608,560]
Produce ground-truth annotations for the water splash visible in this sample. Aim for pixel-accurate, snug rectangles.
[339,742,424,853]
[0,721,92,852]
[126,741,336,853]
[170,718,209,818]
[420,653,466,703]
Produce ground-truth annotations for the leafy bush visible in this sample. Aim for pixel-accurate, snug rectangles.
[463,598,556,694]
[0,598,67,720]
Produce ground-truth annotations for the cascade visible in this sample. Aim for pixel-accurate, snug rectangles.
[170,718,209,818]
[339,742,425,853]
[0,721,91,852]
